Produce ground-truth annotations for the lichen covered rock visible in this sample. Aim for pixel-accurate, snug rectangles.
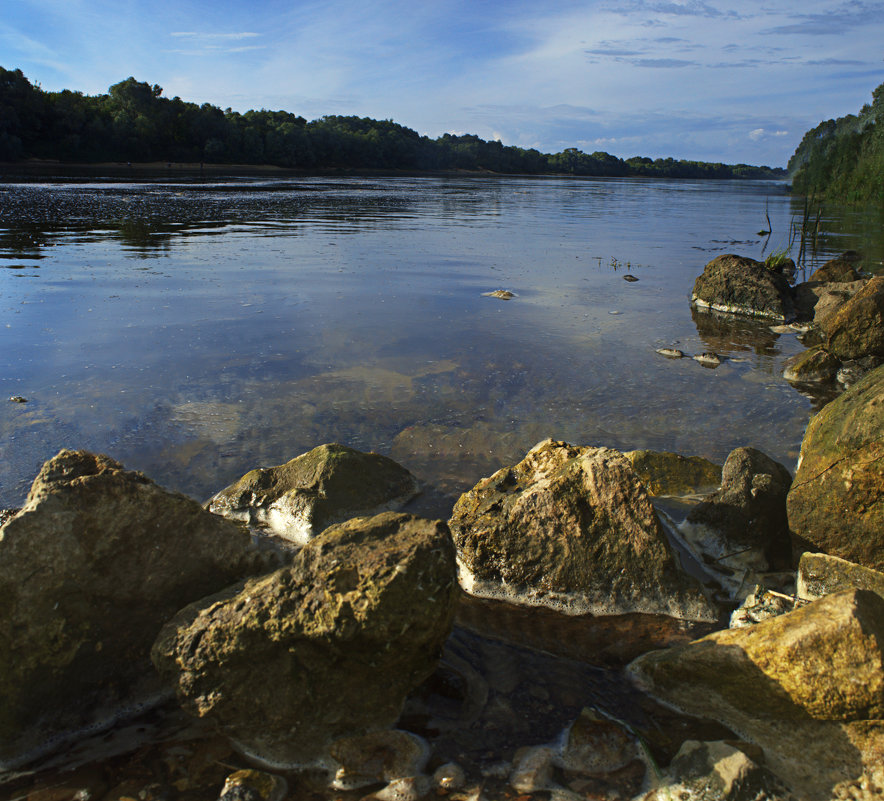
[206,443,419,543]
[152,512,457,765]
[449,439,715,620]
[0,450,258,768]
[691,254,794,321]
[810,258,863,284]
[787,364,884,570]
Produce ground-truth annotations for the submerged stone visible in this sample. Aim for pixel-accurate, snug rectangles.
[623,449,721,497]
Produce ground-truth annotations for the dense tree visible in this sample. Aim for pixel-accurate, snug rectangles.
[789,80,884,202]
[0,66,786,180]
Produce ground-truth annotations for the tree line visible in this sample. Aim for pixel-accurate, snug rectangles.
[788,80,884,202]
[0,67,785,180]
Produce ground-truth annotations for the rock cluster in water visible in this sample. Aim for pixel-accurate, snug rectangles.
[1,363,884,799]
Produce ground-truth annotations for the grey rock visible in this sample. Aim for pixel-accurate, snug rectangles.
[691,254,794,322]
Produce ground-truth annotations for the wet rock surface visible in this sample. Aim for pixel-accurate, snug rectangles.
[691,254,794,321]
[809,257,864,284]
[787,364,884,570]
[152,512,457,765]
[449,439,716,621]
[798,552,884,602]
[206,443,419,544]
[0,449,261,769]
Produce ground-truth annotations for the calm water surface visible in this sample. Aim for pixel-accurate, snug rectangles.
[2,175,882,508]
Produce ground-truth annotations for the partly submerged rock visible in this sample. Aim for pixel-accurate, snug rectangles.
[810,257,863,284]
[691,254,794,322]
[623,449,721,497]
[683,447,793,593]
[152,512,457,766]
[797,552,884,603]
[448,439,716,621]
[793,279,865,327]
[0,449,259,769]
[629,589,884,800]
[206,443,419,544]
[787,365,884,571]
[782,345,841,384]
[822,275,884,361]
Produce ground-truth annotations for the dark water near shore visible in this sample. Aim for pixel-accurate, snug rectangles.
[1,175,882,508]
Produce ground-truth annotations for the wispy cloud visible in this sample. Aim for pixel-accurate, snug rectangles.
[762,1,884,35]
[605,0,741,19]
[170,32,260,40]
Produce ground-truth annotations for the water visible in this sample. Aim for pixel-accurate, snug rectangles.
[1,175,881,509]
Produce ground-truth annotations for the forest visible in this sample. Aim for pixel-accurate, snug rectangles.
[0,67,784,180]
[788,80,884,202]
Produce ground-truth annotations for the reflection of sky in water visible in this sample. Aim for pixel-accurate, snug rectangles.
[1,176,881,508]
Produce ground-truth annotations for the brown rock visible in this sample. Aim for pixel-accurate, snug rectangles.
[787,364,884,570]
[823,275,884,360]
[629,589,884,799]
[797,552,884,602]
[0,450,258,768]
[810,258,863,283]
[449,439,715,620]
[152,512,457,765]
[691,254,794,321]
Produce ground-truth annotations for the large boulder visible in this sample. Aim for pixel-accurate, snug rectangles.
[623,450,721,496]
[787,365,884,570]
[629,589,884,800]
[448,440,715,621]
[206,444,419,544]
[683,447,793,589]
[0,450,261,768]
[822,275,884,360]
[691,254,794,321]
[152,512,457,765]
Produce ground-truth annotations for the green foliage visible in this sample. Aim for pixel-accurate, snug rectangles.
[0,66,786,179]
[764,248,792,270]
[789,80,884,203]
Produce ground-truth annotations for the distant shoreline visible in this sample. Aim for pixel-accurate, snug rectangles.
[0,159,789,183]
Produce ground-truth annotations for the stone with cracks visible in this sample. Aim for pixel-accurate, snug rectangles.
[797,552,884,602]
[448,439,716,621]
[787,364,884,571]
[152,512,457,766]
[0,450,259,768]
[206,443,420,544]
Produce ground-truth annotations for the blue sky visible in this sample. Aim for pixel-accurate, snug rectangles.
[2,0,883,166]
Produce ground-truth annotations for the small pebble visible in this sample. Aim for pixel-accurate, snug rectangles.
[218,769,287,801]
[9,395,27,403]
[693,352,723,367]
[433,762,466,792]
[482,289,515,300]
[655,348,685,359]
[623,274,639,282]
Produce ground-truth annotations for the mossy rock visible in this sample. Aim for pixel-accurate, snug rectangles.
[782,345,841,384]
[810,258,863,284]
[823,275,884,360]
[691,254,794,321]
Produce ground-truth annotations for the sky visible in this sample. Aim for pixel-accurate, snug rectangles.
[2,0,883,167]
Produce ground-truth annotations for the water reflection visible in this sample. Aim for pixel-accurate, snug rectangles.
[0,176,880,508]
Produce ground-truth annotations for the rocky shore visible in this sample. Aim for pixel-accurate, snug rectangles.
[1,254,883,801]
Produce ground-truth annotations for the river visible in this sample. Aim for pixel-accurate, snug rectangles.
[1,174,882,509]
